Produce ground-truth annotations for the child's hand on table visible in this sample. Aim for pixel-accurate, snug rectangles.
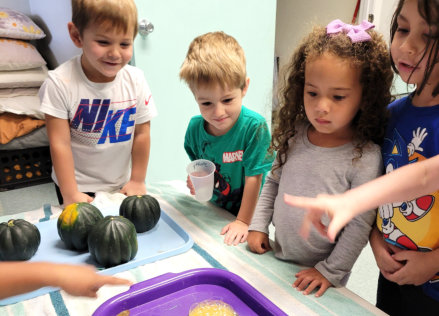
[120,180,147,196]
[220,220,248,246]
[293,267,332,297]
[247,231,272,254]
[54,264,132,297]
[64,191,94,206]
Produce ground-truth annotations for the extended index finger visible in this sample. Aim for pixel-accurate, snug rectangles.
[98,275,133,287]
[284,194,328,216]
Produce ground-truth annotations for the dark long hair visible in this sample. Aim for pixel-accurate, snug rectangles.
[390,0,439,96]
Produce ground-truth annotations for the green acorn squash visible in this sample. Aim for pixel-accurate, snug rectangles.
[57,202,103,251]
[119,195,161,233]
[87,216,138,268]
[0,219,41,261]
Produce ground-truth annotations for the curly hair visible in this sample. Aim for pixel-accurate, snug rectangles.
[390,0,439,96]
[271,24,393,171]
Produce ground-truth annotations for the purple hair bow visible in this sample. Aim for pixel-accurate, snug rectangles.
[326,19,375,42]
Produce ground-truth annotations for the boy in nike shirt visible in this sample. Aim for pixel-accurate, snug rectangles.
[39,0,157,206]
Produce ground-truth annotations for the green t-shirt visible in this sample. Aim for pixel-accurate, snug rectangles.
[184,106,275,215]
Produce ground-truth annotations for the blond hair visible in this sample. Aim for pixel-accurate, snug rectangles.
[71,0,138,37]
[179,31,247,90]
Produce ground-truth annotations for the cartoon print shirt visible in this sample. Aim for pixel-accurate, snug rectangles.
[379,94,439,300]
[39,55,158,192]
[184,106,274,215]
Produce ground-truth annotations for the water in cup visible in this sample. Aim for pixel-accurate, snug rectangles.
[193,185,214,201]
[186,159,216,201]
[191,171,209,177]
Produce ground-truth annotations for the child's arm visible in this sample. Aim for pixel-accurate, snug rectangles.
[370,224,439,286]
[120,121,150,196]
[183,127,197,194]
[284,154,439,241]
[369,225,404,276]
[221,174,262,246]
[46,115,92,205]
[293,267,332,297]
[0,262,131,299]
[387,248,439,286]
[247,172,278,253]
[247,230,272,254]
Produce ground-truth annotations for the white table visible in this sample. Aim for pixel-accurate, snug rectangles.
[0,181,387,315]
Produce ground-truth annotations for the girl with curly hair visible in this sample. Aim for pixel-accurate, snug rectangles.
[247,19,393,297]
[285,1,439,312]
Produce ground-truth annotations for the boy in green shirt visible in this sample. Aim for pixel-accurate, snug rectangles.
[180,31,274,246]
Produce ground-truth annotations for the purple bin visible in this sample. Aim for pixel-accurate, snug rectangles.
[93,268,287,315]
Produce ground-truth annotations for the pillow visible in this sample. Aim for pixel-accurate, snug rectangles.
[0,112,45,144]
[0,65,48,89]
[0,7,45,40]
[0,126,48,150]
[0,93,44,119]
[0,87,40,97]
[0,38,46,71]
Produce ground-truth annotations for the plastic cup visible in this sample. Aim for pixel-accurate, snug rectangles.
[186,159,216,201]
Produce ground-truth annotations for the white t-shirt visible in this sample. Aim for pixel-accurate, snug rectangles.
[39,55,158,192]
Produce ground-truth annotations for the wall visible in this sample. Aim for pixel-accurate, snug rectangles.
[1,1,30,14]
[275,0,357,71]
[3,0,276,185]
[2,0,80,69]
[28,0,80,69]
[134,0,277,184]
[275,0,411,99]
[358,0,398,44]
[358,0,413,97]
[6,0,356,72]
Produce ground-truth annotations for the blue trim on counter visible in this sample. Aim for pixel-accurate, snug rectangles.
[192,243,227,270]
[39,204,52,222]
[50,291,69,316]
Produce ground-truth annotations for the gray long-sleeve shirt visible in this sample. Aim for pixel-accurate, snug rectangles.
[249,122,382,287]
